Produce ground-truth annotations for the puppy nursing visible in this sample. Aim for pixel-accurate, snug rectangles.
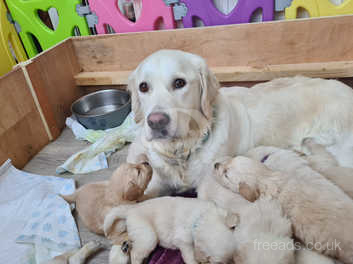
[215,149,353,263]
[104,197,238,264]
[62,160,152,241]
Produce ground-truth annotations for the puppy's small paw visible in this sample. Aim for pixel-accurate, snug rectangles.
[104,215,116,236]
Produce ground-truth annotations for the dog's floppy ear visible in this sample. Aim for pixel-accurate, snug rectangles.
[225,212,239,229]
[127,70,144,123]
[199,61,219,120]
[239,182,259,202]
[123,181,142,201]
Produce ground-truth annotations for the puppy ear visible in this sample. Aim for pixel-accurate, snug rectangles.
[239,182,259,202]
[225,212,239,229]
[199,62,219,120]
[127,71,144,123]
[123,181,142,201]
[135,153,149,164]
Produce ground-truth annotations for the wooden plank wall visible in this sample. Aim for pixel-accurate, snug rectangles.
[26,39,84,139]
[72,16,353,73]
[0,68,50,168]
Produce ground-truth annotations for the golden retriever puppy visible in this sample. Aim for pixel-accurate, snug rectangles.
[233,198,295,264]
[104,197,238,264]
[214,151,353,264]
[44,241,102,264]
[61,160,152,242]
[301,137,353,198]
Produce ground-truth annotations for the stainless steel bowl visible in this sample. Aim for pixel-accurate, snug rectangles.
[71,89,131,130]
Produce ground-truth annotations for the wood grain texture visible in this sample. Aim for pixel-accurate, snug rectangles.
[0,67,49,168]
[74,61,353,86]
[72,15,353,72]
[26,39,84,139]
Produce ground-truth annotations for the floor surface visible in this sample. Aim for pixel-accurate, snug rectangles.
[24,128,129,263]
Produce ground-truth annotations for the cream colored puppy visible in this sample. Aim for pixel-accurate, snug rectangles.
[233,198,295,264]
[62,161,152,242]
[302,137,353,198]
[127,49,353,198]
[214,151,353,263]
[104,197,238,264]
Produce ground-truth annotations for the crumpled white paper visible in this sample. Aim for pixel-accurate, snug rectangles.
[57,112,140,174]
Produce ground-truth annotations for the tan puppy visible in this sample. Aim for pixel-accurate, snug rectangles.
[302,137,353,198]
[62,160,152,241]
[214,152,353,264]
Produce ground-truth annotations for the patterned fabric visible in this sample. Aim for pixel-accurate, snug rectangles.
[0,159,79,264]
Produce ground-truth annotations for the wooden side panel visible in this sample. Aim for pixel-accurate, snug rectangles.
[73,15,353,72]
[0,67,49,168]
[26,39,84,138]
[74,61,353,86]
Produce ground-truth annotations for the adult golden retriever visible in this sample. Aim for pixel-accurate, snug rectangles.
[126,49,353,197]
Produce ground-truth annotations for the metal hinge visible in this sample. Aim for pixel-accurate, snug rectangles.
[275,0,294,11]
[76,4,98,28]
[7,12,21,33]
[163,0,188,20]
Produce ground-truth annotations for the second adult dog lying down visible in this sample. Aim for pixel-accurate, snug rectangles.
[214,150,353,264]
[103,197,238,264]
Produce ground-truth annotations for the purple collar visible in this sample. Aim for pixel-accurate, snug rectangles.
[261,154,271,163]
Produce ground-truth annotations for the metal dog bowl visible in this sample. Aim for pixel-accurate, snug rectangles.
[71,89,131,130]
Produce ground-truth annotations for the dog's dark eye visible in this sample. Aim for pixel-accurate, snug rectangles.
[139,82,149,93]
[174,78,186,89]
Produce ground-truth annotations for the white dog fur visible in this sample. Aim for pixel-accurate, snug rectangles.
[296,248,340,264]
[214,148,353,263]
[127,49,353,197]
[104,197,238,264]
[232,197,295,264]
[301,137,353,198]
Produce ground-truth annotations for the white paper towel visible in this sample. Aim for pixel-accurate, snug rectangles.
[57,112,140,174]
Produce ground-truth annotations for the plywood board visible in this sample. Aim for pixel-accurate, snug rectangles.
[26,39,84,138]
[0,67,49,168]
[72,15,353,72]
[74,61,353,86]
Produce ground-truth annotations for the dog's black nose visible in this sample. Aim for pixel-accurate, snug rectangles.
[214,162,220,170]
[147,112,170,130]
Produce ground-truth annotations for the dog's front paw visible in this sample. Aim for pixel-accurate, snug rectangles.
[104,212,118,236]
